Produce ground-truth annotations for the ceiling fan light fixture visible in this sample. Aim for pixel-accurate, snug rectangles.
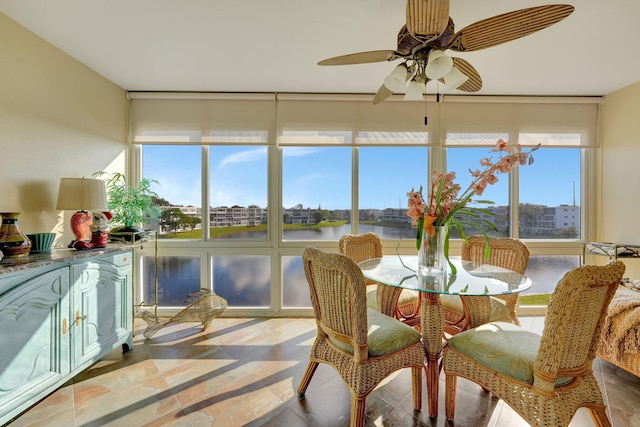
[404,79,424,100]
[383,63,409,92]
[425,49,453,79]
[444,66,468,90]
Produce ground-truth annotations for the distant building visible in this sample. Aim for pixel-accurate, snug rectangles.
[283,205,314,224]
[211,205,267,227]
[157,202,580,236]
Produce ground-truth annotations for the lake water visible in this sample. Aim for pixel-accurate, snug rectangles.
[220,223,416,240]
[147,224,576,306]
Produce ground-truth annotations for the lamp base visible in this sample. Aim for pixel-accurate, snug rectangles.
[68,210,92,249]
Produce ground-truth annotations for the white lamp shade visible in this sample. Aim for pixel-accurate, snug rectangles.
[444,66,469,90]
[403,80,424,101]
[383,64,408,93]
[56,178,108,211]
[425,50,453,80]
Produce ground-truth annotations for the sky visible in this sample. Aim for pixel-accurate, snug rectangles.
[142,144,581,210]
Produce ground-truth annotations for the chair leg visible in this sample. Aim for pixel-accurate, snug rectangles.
[297,361,319,398]
[587,405,612,427]
[445,374,457,421]
[412,366,422,411]
[351,395,366,427]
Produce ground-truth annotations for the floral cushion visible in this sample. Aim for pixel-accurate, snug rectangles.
[440,294,511,322]
[447,322,572,386]
[329,308,422,357]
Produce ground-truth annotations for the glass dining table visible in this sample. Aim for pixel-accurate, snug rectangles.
[358,255,532,418]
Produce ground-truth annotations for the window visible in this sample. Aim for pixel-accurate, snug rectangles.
[142,145,202,238]
[131,93,599,316]
[446,134,511,237]
[359,146,427,239]
[282,255,311,308]
[212,255,271,307]
[281,143,351,241]
[518,142,581,240]
[210,146,268,240]
[143,255,200,306]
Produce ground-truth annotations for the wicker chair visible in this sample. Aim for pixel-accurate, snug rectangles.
[443,261,626,427]
[441,236,529,335]
[298,247,425,427]
[338,233,421,326]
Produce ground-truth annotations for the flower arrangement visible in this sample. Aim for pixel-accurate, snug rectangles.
[406,139,539,271]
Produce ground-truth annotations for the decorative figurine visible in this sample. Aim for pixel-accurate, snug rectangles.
[73,211,112,250]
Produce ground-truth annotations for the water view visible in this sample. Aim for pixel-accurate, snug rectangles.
[144,222,578,307]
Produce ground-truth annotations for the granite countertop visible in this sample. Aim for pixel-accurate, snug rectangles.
[0,245,134,275]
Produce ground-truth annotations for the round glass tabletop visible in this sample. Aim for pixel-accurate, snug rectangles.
[359,255,532,295]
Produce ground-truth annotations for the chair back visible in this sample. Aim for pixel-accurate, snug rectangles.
[461,236,529,274]
[533,261,625,395]
[303,247,369,363]
[338,233,383,263]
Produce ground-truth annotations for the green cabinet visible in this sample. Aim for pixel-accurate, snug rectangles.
[71,251,133,368]
[0,249,132,425]
[0,267,71,424]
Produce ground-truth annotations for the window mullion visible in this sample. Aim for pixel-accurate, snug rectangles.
[352,145,359,234]
[202,145,210,240]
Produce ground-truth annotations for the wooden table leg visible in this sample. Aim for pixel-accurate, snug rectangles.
[420,291,443,418]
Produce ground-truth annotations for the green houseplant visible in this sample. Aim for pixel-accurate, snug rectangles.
[94,172,162,238]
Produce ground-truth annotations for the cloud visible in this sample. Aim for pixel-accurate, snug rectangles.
[217,148,267,168]
[282,147,321,157]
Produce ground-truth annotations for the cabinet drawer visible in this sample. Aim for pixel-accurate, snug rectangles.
[110,251,132,267]
[85,251,132,269]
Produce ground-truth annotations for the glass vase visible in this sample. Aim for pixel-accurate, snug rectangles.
[0,212,32,258]
[418,224,446,275]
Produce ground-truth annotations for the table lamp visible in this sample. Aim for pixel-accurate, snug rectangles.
[56,177,108,248]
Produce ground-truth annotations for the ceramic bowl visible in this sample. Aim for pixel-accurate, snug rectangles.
[26,233,56,254]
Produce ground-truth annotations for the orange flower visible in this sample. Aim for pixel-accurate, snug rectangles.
[423,214,437,237]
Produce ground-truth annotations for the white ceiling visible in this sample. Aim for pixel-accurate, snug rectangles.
[2,0,639,97]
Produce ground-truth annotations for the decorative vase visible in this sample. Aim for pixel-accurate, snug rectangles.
[418,224,446,275]
[0,212,32,258]
[26,233,56,254]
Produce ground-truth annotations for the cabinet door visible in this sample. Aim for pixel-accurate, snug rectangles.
[0,268,70,423]
[71,251,132,369]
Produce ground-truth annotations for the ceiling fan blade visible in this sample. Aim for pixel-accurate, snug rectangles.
[446,5,574,52]
[373,84,394,105]
[439,57,482,92]
[318,50,397,65]
[406,0,449,40]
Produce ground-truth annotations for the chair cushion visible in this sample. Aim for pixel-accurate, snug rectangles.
[398,289,419,306]
[366,284,378,310]
[440,295,511,322]
[366,285,418,311]
[329,308,422,357]
[447,322,572,386]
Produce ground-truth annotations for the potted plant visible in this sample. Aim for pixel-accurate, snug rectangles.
[93,172,162,240]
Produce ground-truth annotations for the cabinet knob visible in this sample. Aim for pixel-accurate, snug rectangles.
[75,311,88,326]
[62,318,67,335]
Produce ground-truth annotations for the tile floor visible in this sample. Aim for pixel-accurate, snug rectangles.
[5,316,640,427]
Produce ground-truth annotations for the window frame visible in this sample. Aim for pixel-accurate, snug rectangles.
[129,93,599,318]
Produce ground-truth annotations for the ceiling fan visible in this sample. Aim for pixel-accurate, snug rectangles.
[318,1,575,104]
